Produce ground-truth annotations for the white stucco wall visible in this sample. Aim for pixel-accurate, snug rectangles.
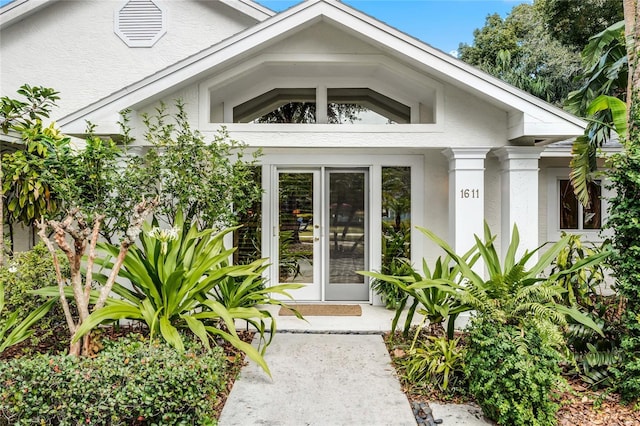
[1,0,257,120]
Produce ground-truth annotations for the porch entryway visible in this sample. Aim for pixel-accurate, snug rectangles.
[276,167,369,301]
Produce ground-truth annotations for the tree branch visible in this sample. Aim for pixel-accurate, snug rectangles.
[36,219,77,335]
[84,214,105,301]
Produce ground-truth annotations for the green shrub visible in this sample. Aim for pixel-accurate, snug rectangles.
[0,334,226,425]
[606,104,640,401]
[0,243,69,354]
[465,318,564,426]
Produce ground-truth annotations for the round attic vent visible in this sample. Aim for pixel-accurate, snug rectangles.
[115,0,166,47]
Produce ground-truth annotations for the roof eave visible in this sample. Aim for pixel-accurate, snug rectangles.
[1,0,273,30]
[57,0,587,136]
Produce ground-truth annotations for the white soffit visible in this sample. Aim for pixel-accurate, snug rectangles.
[57,0,586,140]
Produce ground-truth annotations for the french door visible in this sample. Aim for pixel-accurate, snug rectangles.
[276,168,369,301]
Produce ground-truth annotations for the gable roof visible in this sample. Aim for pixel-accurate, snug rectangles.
[56,0,586,142]
[0,0,274,29]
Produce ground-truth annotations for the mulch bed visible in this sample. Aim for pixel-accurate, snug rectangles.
[555,380,640,425]
[384,331,640,425]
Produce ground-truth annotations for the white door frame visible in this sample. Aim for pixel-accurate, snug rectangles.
[261,153,424,303]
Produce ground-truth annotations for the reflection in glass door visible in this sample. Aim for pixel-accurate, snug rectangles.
[325,169,369,301]
[278,171,320,300]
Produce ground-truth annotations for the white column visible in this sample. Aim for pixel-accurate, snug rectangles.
[495,147,544,263]
[442,148,490,256]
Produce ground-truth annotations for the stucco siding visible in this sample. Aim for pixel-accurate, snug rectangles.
[443,84,508,147]
[484,154,502,255]
[1,0,256,119]
[420,149,449,263]
[261,21,381,55]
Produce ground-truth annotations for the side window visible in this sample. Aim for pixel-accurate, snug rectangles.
[559,179,602,230]
[547,168,610,242]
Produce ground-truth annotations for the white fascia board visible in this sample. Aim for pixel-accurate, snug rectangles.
[219,0,274,21]
[0,0,57,29]
[508,111,586,141]
[0,0,272,30]
[58,0,585,137]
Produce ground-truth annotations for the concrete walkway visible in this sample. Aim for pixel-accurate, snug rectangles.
[219,332,494,426]
[219,333,416,425]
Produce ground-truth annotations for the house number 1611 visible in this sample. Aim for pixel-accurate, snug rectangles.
[460,189,480,199]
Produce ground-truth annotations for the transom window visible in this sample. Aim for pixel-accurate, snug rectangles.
[234,88,316,123]
[233,88,411,124]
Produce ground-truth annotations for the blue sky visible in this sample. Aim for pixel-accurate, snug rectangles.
[0,0,530,54]
[258,0,531,54]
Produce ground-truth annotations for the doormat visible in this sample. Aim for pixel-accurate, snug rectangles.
[279,304,362,316]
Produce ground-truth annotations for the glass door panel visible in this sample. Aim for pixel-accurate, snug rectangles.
[325,169,369,301]
[278,171,320,300]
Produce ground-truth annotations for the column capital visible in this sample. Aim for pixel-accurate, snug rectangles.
[495,146,544,172]
[494,146,545,161]
[442,147,492,160]
[443,148,491,172]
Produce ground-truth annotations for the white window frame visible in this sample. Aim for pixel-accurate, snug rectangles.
[546,168,612,242]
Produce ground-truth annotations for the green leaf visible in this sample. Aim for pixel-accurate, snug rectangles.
[586,95,627,139]
[159,316,184,352]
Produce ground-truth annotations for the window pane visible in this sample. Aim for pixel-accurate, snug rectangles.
[559,179,578,229]
[381,167,411,274]
[328,171,366,284]
[279,172,314,283]
[583,181,602,230]
[234,167,262,264]
[233,88,316,123]
[328,88,410,124]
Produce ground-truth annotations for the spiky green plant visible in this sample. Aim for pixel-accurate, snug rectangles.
[417,223,608,335]
[361,251,472,339]
[0,281,56,354]
[402,335,466,393]
[72,211,302,377]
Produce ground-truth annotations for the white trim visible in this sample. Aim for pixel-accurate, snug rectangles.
[57,0,585,142]
[0,0,54,29]
[545,168,612,242]
[0,0,271,29]
[219,0,274,21]
[260,153,423,305]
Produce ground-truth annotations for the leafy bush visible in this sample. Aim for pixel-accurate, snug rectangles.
[606,101,640,401]
[0,335,226,424]
[549,233,609,310]
[465,318,564,426]
[547,234,623,389]
[0,243,69,354]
